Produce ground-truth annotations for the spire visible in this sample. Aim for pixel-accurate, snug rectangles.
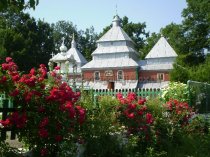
[71,33,76,48]
[60,37,67,54]
[115,4,118,16]
[112,14,120,27]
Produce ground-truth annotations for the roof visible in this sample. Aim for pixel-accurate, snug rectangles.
[138,60,174,71]
[138,81,169,89]
[97,26,133,43]
[66,48,87,64]
[81,58,138,70]
[92,46,137,55]
[145,36,178,59]
[50,53,68,62]
[66,37,87,64]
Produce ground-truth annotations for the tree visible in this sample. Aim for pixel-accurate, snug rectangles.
[52,21,97,61]
[190,55,210,83]
[182,0,210,52]
[161,23,189,55]
[0,0,39,11]
[170,62,190,83]
[51,21,77,54]
[99,16,149,57]
[0,11,54,71]
[77,27,97,61]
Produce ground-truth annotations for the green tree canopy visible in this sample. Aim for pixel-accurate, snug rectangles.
[52,21,97,61]
[182,0,210,52]
[0,11,54,71]
[0,0,39,11]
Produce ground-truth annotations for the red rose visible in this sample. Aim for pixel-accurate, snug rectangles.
[146,113,154,124]
[6,57,13,63]
[55,135,63,142]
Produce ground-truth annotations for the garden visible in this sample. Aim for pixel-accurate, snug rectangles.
[0,58,210,157]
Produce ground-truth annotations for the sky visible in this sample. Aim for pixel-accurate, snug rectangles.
[27,0,187,34]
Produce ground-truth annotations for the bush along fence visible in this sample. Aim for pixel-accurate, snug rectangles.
[0,96,16,140]
[187,80,210,113]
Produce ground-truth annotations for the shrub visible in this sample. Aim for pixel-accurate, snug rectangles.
[0,57,86,157]
[161,82,190,103]
[116,92,157,155]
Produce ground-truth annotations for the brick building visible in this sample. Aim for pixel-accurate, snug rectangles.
[49,15,177,90]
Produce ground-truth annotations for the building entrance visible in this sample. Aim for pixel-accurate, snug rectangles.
[107,81,115,90]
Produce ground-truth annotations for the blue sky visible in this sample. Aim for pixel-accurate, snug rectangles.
[27,0,187,34]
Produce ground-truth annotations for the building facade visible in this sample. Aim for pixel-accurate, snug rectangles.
[49,15,178,90]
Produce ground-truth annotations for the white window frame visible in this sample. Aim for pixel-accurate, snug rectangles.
[94,71,100,81]
[117,70,124,81]
[157,73,164,81]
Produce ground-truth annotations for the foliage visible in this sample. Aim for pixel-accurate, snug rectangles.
[161,23,189,55]
[0,141,21,157]
[0,0,39,11]
[190,55,210,83]
[78,95,122,157]
[0,11,54,71]
[116,92,157,155]
[161,82,190,103]
[52,21,97,61]
[182,0,210,53]
[170,62,190,83]
[0,57,86,157]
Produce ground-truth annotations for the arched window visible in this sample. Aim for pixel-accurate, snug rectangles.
[117,70,124,80]
[94,71,100,81]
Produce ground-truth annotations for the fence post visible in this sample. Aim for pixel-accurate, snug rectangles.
[93,94,98,108]
[205,82,209,113]
[187,80,192,106]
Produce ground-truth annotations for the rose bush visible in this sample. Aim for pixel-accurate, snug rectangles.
[0,57,86,157]
[116,92,156,146]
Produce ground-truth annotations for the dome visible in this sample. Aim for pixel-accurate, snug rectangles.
[60,37,67,53]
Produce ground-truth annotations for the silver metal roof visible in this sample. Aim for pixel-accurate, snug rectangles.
[92,46,137,55]
[138,60,173,71]
[66,36,87,65]
[138,81,169,89]
[50,53,68,62]
[97,26,133,43]
[81,57,138,70]
[66,48,87,65]
[145,37,178,59]
[50,37,87,65]
[82,15,139,70]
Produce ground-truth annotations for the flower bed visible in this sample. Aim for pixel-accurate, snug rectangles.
[0,57,210,157]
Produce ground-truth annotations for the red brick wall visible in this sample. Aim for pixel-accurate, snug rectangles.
[82,68,137,81]
[139,71,170,82]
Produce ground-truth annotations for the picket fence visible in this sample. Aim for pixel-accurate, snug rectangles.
[0,96,16,140]
[93,88,161,98]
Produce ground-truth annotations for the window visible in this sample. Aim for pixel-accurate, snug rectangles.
[117,70,124,80]
[157,73,164,81]
[94,71,100,81]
